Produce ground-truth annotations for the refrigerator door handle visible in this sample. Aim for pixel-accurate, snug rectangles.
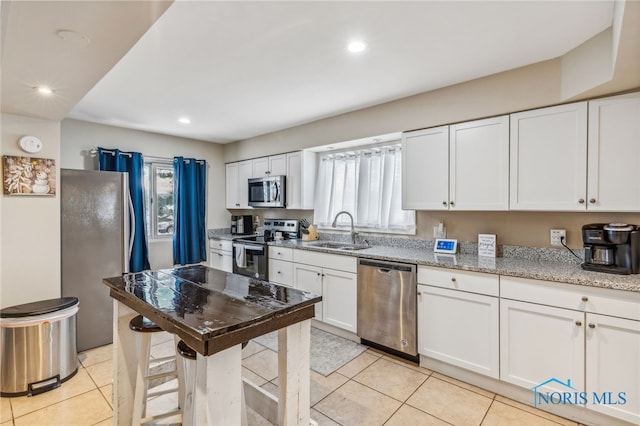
[122,173,132,274]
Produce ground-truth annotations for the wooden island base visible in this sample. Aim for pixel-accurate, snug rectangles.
[104,266,321,426]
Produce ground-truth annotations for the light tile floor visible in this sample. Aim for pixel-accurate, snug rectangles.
[1,331,585,426]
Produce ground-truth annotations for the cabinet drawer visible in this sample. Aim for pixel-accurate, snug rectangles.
[210,239,232,252]
[584,289,640,321]
[269,259,293,287]
[501,276,640,320]
[501,277,585,310]
[210,249,232,273]
[417,266,499,296]
[293,250,357,273]
[268,246,294,262]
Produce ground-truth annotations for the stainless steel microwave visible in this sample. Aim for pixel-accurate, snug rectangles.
[248,175,286,208]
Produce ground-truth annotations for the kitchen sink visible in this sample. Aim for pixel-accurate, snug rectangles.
[307,241,370,251]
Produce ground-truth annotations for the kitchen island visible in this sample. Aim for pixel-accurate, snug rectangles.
[102,265,321,426]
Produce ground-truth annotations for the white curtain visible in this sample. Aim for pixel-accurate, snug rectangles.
[314,144,415,233]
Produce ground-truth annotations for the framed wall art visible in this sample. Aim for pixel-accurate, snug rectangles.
[3,155,56,195]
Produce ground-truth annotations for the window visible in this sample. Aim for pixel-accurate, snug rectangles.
[144,160,174,239]
[314,143,415,234]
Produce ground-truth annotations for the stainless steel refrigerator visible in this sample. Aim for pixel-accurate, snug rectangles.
[61,169,130,352]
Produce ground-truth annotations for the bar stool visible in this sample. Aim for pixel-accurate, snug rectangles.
[129,315,183,425]
[177,340,248,426]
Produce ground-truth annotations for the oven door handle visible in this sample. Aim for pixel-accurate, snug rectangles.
[233,243,264,252]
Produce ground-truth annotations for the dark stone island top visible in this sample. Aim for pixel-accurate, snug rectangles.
[102,265,321,356]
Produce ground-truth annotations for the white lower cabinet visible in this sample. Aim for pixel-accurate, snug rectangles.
[293,263,323,321]
[269,259,293,287]
[209,239,233,273]
[417,266,499,378]
[322,268,357,333]
[499,298,585,391]
[418,284,499,378]
[585,313,640,424]
[293,250,357,333]
[268,246,294,287]
[500,276,640,424]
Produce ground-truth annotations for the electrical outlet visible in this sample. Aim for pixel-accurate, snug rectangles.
[550,229,566,246]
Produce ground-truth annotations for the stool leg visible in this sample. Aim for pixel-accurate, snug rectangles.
[132,333,151,426]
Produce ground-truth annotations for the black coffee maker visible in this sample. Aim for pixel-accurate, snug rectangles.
[582,223,640,274]
[231,215,253,235]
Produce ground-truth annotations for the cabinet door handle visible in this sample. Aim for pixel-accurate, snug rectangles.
[450,201,455,207]
[588,323,596,329]
[442,201,448,206]
[316,272,321,276]
[277,271,281,274]
[451,277,457,282]
[581,296,588,302]
[575,321,582,327]
[235,203,240,207]
[578,199,585,204]
[589,198,596,204]
[218,253,223,257]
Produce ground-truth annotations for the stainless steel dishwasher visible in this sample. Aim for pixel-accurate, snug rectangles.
[357,258,417,358]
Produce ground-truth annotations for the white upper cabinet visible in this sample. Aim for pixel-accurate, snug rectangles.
[587,92,640,212]
[286,151,317,210]
[225,160,252,209]
[450,116,509,210]
[402,116,509,211]
[226,151,317,210]
[402,126,449,210]
[510,102,588,211]
[253,154,287,177]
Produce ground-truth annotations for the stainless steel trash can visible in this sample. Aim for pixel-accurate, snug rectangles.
[1,297,79,396]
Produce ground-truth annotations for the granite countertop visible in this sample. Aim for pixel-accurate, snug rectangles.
[208,232,253,241]
[268,239,640,293]
[102,265,321,355]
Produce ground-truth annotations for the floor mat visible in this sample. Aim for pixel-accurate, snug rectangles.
[252,327,367,376]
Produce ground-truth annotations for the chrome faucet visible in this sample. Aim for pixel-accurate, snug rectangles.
[331,211,358,244]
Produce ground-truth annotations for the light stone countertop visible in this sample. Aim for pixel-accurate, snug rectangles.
[267,239,640,293]
[208,229,640,292]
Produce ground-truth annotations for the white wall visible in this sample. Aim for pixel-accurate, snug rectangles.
[60,118,227,269]
[1,113,61,308]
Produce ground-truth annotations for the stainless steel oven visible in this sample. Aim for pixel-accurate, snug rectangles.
[232,239,267,280]
[232,219,299,280]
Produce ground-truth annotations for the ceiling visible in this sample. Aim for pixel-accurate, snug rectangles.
[3,1,614,144]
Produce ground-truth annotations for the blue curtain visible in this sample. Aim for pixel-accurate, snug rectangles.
[173,157,207,265]
[97,147,150,272]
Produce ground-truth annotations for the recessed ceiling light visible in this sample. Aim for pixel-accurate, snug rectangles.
[347,40,367,53]
[35,86,54,96]
[178,117,191,124]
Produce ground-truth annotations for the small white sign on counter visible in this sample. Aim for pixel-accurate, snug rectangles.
[478,234,497,257]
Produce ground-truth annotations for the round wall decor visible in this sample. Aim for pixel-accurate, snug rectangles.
[18,135,43,153]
